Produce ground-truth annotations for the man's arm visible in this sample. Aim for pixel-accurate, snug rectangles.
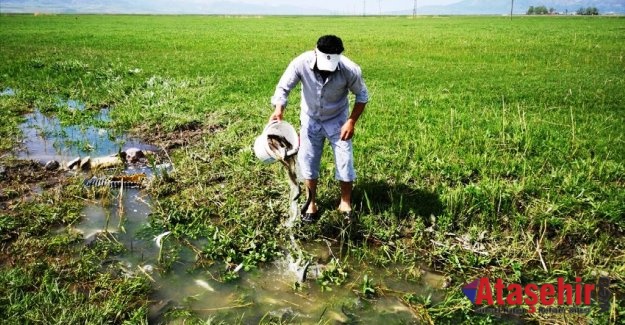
[341,64,369,141]
[269,58,301,122]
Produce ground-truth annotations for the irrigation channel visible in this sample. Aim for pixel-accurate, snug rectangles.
[14,96,445,323]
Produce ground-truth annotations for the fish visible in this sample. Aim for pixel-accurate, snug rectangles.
[194,279,216,292]
[154,231,171,248]
[267,134,293,159]
[266,135,304,211]
[266,132,316,282]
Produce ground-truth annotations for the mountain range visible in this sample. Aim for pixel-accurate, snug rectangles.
[0,0,334,15]
[1,0,623,15]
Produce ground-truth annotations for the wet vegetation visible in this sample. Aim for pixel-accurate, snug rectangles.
[1,15,624,323]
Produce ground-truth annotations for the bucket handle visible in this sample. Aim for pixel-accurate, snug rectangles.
[264,120,280,131]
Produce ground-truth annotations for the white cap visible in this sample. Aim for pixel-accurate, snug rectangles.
[315,48,341,71]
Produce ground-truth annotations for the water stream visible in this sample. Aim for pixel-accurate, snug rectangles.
[16,100,443,323]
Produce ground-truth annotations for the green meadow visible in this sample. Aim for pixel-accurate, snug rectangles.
[1,14,624,323]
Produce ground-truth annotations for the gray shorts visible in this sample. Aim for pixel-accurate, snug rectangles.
[298,114,356,182]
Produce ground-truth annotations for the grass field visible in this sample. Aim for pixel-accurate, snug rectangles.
[1,14,624,324]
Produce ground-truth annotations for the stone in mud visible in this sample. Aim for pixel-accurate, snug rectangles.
[79,156,91,171]
[124,147,145,163]
[67,157,81,170]
[45,160,60,171]
[141,264,154,274]
[90,155,123,170]
[80,155,125,171]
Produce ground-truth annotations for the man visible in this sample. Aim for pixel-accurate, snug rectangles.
[269,35,369,222]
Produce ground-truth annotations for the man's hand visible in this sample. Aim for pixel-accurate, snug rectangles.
[340,119,356,141]
[340,102,365,140]
[269,106,284,122]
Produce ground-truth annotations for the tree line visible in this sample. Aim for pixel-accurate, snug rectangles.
[576,7,599,15]
[526,6,554,15]
[526,6,600,15]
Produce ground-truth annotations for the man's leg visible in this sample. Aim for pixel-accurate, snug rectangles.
[339,181,352,212]
[327,127,355,213]
[305,179,318,213]
[299,117,324,217]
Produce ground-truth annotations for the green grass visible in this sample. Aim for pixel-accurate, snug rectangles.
[1,14,624,324]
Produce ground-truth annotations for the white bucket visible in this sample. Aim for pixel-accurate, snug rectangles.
[254,121,299,164]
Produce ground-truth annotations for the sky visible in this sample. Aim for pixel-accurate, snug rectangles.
[0,0,465,15]
[252,0,462,13]
[3,1,623,15]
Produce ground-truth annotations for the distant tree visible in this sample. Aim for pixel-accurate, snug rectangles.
[527,5,548,15]
[528,4,584,16]
[536,6,548,15]
[577,7,599,15]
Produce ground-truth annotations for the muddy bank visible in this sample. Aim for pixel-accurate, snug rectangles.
[0,160,68,214]
[135,120,224,150]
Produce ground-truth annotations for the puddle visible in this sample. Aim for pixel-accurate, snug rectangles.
[147,242,441,323]
[15,101,161,250]
[1,87,16,96]
[17,101,441,323]
[18,107,158,164]
[77,190,152,244]
[57,97,86,111]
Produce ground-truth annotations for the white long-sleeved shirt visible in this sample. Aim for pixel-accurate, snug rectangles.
[271,50,369,122]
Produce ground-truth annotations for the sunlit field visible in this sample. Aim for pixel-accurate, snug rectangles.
[1,14,624,324]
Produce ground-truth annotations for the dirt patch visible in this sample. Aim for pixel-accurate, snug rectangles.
[0,160,67,213]
[135,121,224,150]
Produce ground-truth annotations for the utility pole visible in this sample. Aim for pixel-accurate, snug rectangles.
[413,0,417,18]
[363,0,366,16]
[510,0,514,19]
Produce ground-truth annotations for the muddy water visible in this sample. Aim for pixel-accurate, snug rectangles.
[78,190,152,246]
[71,190,439,323]
[148,242,441,323]
[18,107,157,164]
[18,102,442,323]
